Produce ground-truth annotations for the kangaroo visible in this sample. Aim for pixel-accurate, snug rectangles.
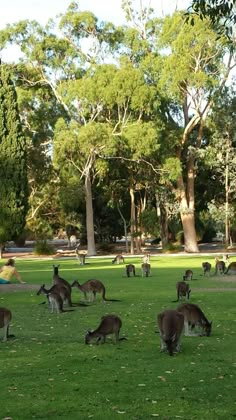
[75,248,86,265]
[173,281,191,302]
[142,252,150,264]
[126,264,136,277]
[0,307,12,342]
[37,285,64,313]
[37,284,71,306]
[85,314,122,344]
[214,258,225,275]
[52,265,72,306]
[112,254,125,264]
[71,279,120,302]
[224,262,236,275]
[183,270,193,281]
[141,263,151,277]
[202,262,211,276]
[177,303,212,337]
[157,309,184,356]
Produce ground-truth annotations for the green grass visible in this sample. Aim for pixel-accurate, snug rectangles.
[0,255,236,420]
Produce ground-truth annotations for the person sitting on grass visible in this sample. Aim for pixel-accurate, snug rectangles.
[0,258,26,284]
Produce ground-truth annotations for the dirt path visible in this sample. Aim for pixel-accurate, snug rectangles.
[0,284,40,293]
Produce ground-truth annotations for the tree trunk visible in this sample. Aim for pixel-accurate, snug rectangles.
[85,174,96,256]
[180,212,199,253]
[117,204,129,253]
[0,245,3,259]
[130,186,135,255]
[176,152,199,253]
[155,193,169,248]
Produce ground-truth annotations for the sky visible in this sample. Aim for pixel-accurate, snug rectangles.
[0,0,191,62]
[0,0,191,28]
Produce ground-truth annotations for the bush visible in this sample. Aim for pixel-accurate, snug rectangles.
[33,240,55,255]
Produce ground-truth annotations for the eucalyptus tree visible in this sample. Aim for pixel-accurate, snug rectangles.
[187,0,236,42]
[0,63,28,257]
[0,3,124,254]
[202,92,236,245]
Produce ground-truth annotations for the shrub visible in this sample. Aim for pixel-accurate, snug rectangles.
[33,240,55,255]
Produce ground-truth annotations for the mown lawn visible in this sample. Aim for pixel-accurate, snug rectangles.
[0,255,236,420]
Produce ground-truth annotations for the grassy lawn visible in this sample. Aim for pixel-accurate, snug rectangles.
[0,255,236,420]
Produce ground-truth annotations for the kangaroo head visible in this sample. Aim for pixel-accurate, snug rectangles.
[36,284,45,295]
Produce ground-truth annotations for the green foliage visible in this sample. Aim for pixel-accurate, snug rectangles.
[187,0,236,42]
[0,64,28,246]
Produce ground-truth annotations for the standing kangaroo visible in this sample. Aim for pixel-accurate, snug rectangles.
[0,307,12,342]
[202,262,211,276]
[177,303,212,337]
[126,264,136,277]
[71,279,120,302]
[157,309,184,356]
[52,265,72,306]
[37,284,71,307]
[85,314,122,344]
[37,285,64,313]
[112,255,125,264]
[173,281,191,302]
[183,270,193,281]
[214,258,225,275]
[141,263,151,277]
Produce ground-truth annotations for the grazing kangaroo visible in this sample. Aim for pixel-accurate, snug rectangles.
[173,281,191,302]
[126,264,136,277]
[177,303,212,337]
[0,307,12,342]
[37,285,64,313]
[214,258,225,275]
[183,270,193,281]
[52,265,72,306]
[202,262,211,276]
[85,314,122,344]
[71,279,120,302]
[157,309,184,356]
[112,254,125,264]
[224,262,236,275]
[141,263,151,277]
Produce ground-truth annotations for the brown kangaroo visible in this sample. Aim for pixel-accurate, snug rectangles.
[141,263,151,277]
[52,265,72,306]
[37,285,64,313]
[157,309,184,356]
[183,270,193,281]
[126,264,136,277]
[112,254,125,264]
[177,303,212,337]
[37,284,71,307]
[173,281,191,302]
[214,258,225,275]
[71,279,120,302]
[85,314,122,344]
[75,249,86,265]
[224,262,236,275]
[202,262,211,276]
[0,307,12,342]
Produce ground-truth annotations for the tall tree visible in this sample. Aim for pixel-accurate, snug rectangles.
[0,63,28,257]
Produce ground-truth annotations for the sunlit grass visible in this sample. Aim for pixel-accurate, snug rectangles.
[0,255,236,419]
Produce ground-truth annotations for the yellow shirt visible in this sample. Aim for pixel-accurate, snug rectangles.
[0,266,15,281]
